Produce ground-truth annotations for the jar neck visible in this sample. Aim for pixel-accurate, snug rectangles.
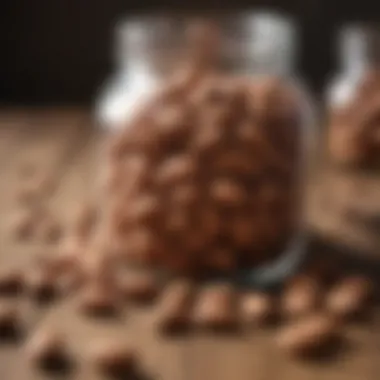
[339,25,380,75]
[343,56,368,75]
[115,18,164,81]
[116,55,158,84]
[115,13,297,79]
[127,58,154,77]
[340,36,368,75]
[245,12,296,76]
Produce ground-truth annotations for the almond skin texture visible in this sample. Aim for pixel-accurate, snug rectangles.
[0,302,20,339]
[240,292,276,326]
[0,270,24,295]
[192,284,237,331]
[326,275,373,320]
[89,340,137,376]
[27,269,60,303]
[276,313,339,357]
[26,329,72,373]
[77,281,119,317]
[282,274,321,319]
[156,280,195,334]
[118,271,158,303]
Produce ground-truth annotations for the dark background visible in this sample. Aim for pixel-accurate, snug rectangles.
[0,0,379,105]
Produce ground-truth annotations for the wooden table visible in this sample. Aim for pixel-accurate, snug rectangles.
[0,108,380,380]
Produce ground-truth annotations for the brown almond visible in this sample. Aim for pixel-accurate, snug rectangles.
[205,248,236,273]
[326,275,373,319]
[156,155,196,186]
[89,340,136,375]
[127,228,157,265]
[171,184,198,207]
[157,280,195,333]
[155,106,188,141]
[282,274,321,319]
[118,271,158,303]
[27,269,60,303]
[127,194,160,224]
[193,123,224,152]
[276,313,339,357]
[26,329,70,372]
[192,284,237,330]
[230,214,256,248]
[210,178,245,206]
[0,302,20,338]
[0,270,24,295]
[214,151,254,174]
[77,282,118,317]
[240,292,276,326]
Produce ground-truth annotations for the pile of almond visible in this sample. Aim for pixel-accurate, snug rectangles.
[102,70,302,276]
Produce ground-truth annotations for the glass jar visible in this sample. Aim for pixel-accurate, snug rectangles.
[96,12,305,130]
[95,11,314,288]
[327,23,380,167]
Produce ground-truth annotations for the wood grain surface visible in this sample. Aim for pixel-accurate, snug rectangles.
[0,108,379,380]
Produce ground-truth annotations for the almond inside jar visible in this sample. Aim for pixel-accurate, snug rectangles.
[96,17,309,286]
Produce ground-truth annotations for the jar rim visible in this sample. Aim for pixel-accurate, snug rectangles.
[115,9,297,38]
[113,9,298,77]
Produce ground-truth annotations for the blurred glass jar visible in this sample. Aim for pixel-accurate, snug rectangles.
[95,11,315,287]
[327,24,380,166]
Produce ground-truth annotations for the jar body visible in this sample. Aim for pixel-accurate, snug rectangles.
[327,24,380,167]
[96,12,315,287]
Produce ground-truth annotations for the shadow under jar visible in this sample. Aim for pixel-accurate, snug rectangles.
[95,11,315,288]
